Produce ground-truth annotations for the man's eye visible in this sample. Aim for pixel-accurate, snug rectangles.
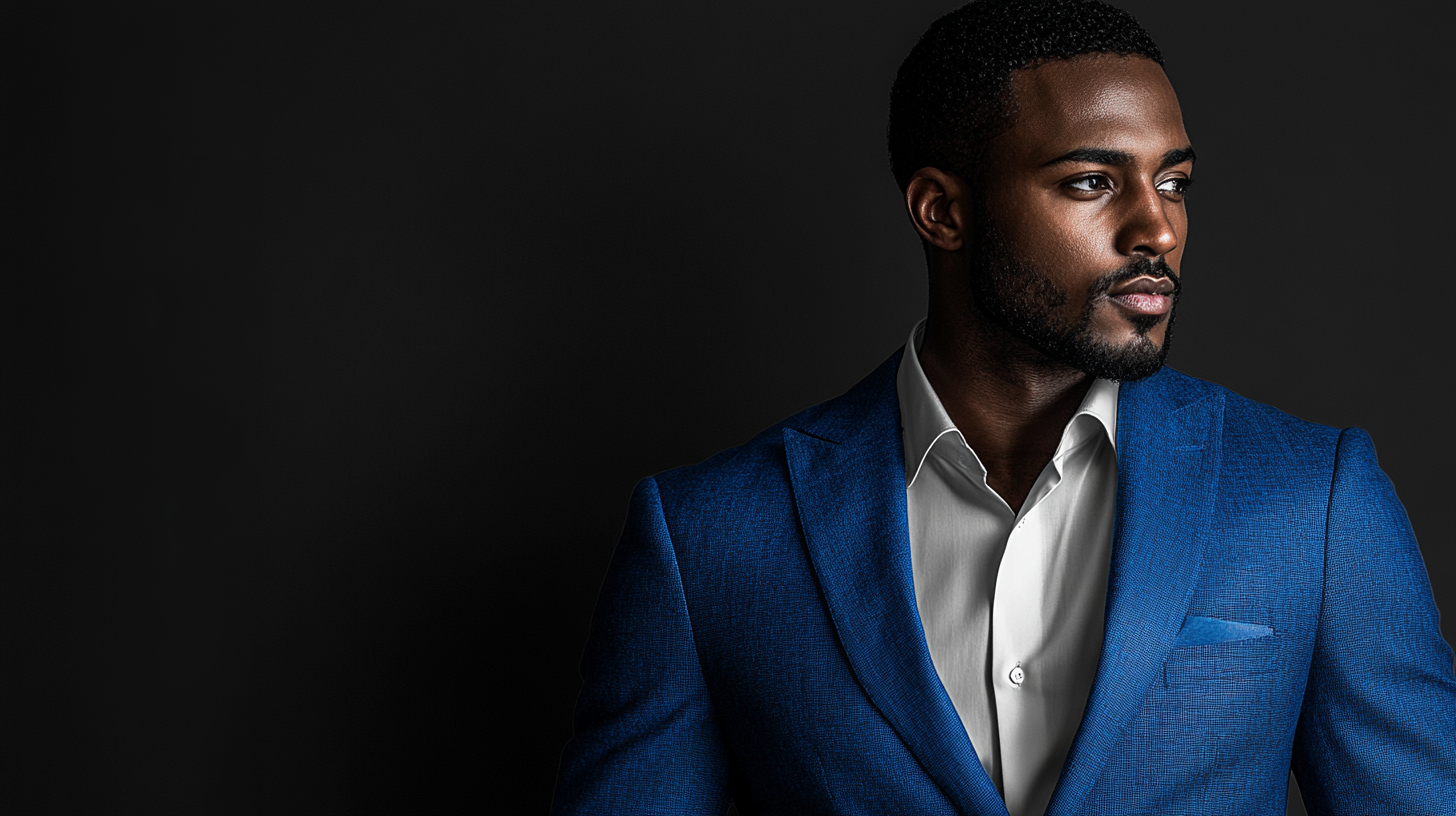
[1066,176,1111,193]
[1156,177,1195,196]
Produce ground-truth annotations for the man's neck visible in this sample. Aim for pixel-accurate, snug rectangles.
[917,313,1094,513]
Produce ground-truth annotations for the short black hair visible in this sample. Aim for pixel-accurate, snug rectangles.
[888,0,1163,191]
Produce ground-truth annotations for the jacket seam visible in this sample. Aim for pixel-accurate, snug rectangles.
[1316,430,1346,652]
[648,476,738,802]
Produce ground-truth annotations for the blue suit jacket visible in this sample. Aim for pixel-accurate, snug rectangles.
[554,353,1456,815]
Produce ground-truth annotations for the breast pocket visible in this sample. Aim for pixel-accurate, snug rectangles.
[1163,616,1280,687]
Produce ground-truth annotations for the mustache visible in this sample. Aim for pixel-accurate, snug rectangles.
[1090,256,1181,297]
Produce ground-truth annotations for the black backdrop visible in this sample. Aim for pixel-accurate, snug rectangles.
[6,2,1453,813]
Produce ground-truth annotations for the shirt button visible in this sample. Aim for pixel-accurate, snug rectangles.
[1009,665,1025,687]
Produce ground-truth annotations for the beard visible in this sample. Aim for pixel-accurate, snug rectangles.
[967,211,1180,382]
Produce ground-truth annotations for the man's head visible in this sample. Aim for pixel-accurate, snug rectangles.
[892,1,1190,381]
[889,0,1163,192]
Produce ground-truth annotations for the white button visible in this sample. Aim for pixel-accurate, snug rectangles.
[1009,665,1025,686]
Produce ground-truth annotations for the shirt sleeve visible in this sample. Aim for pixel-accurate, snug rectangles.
[551,477,732,815]
[1292,427,1456,812]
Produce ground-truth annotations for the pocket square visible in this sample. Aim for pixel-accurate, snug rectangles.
[1174,615,1273,647]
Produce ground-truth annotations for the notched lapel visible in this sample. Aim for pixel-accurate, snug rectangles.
[1047,373,1226,815]
[783,356,1008,816]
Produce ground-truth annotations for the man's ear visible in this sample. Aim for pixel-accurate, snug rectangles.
[905,167,970,252]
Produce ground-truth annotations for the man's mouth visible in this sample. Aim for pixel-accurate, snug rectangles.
[1106,275,1175,316]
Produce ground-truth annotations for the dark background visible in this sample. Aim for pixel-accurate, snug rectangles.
[6,2,1452,813]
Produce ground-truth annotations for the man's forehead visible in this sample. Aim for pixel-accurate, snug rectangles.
[1001,53,1188,161]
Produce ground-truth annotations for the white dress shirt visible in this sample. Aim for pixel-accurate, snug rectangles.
[896,319,1118,816]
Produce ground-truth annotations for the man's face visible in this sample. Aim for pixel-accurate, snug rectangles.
[971,54,1192,381]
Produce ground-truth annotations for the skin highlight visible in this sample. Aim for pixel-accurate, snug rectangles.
[904,53,1194,511]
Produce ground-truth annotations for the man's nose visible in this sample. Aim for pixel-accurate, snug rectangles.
[1115,182,1179,258]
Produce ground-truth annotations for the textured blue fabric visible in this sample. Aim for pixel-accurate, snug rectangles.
[553,352,1456,815]
[1174,616,1274,647]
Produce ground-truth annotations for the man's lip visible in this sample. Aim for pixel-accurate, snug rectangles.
[1108,275,1175,297]
[1108,292,1172,316]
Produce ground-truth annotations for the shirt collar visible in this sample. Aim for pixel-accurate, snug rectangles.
[895,318,1119,488]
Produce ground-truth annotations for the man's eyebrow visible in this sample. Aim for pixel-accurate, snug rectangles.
[1162,147,1196,168]
[1041,148,1132,168]
[1039,146,1198,169]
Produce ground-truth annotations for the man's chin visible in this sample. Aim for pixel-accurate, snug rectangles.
[1059,307,1175,381]
[1056,334,1168,382]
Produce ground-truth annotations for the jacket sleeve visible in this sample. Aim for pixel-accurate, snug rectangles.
[551,477,732,815]
[1292,428,1456,812]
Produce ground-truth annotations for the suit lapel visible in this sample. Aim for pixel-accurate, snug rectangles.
[1046,372,1226,814]
[784,352,1008,816]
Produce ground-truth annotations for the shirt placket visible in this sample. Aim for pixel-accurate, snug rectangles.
[990,451,1068,816]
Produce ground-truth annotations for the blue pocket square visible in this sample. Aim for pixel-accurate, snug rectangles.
[1174,616,1274,647]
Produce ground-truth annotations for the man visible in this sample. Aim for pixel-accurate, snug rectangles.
[552,1,1456,813]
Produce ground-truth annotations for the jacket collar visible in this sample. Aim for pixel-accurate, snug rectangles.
[783,349,1008,815]
[783,351,1223,815]
[1045,368,1225,814]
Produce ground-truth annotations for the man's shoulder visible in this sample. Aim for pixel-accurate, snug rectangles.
[1133,366,1345,459]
